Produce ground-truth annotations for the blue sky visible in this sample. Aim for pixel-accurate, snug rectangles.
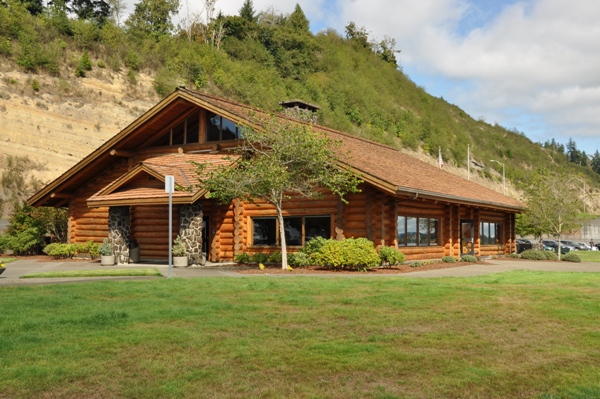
[163,0,600,155]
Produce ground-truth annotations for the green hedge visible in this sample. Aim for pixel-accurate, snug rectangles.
[311,238,381,270]
[378,246,405,266]
[43,241,99,259]
[441,256,457,263]
[520,250,558,261]
[561,253,581,263]
[460,255,478,263]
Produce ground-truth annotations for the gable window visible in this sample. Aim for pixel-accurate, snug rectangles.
[252,215,331,247]
[480,222,503,245]
[151,111,200,147]
[207,112,242,141]
[397,216,439,246]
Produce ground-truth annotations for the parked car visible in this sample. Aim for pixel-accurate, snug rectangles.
[542,240,572,254]
[516,238,533,254]
[562,240,584,250]
[576,242,591,251]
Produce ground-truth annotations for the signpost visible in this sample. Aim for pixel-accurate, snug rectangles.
[165,175,174,278]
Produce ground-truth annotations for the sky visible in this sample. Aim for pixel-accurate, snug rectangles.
[130,0,600,155]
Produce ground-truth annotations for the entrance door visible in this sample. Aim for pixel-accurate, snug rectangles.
[461,219,475,256]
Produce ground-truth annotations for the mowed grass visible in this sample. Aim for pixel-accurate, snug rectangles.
[0,257,18,263]
[1,272,600,399]
[20,268,162,278]
[575,250,600,262]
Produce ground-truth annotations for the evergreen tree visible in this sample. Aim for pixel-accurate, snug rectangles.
[591,150,600,174]
[238,0,255,23]
[287,3,309,33]
[18,0,44,15]
[125,0,180,40]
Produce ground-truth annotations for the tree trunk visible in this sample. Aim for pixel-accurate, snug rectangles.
[557,236,562,261]
[276,204,288,270]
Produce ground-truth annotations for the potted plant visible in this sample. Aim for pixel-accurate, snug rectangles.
[0,260,6,275]
[99,238,114,266]
[172,235,188,267]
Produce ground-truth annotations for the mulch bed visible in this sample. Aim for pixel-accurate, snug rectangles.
[238,261,489,274]
[6,255,100,263]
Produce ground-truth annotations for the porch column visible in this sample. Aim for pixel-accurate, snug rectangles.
[108,206,131,265]
[179,203,205,267]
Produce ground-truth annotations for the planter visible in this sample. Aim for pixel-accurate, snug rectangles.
[173,256,188,268]
[0,267,5,276]
[101,255,115,266]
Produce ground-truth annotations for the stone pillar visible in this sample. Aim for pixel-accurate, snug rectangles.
[108,206,131,265]
[179,203,205,267]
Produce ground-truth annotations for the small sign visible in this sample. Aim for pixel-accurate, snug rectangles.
[165,175,175,194]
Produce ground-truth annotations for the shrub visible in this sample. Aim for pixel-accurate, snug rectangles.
[378,246,405,266]
[409,261,422,268]
[288,252,311,267]
[43,243,77,258]
[543,251,558,261]
[172,236,186,257]
[311,238,380,270]
[75,50,92,77]
[520,250,547,261]
[441,256,457,263]
[509,254,520,259]
[460,255,478,263]
[99,238,112,256]
[234,253,251,263]
[74,240,99,259]
[561,253,581,263]
[250,253,268,264]
[302,236,327,255]
[267,251,282,263]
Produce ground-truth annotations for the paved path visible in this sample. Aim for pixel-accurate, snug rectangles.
[1,258,600,286]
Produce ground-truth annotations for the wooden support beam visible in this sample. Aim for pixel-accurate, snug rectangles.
[50,192,74,199]
[110,149,134,157]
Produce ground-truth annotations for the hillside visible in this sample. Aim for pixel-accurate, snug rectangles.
[0,0,599,214]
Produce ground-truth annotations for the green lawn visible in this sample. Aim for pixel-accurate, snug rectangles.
[574,250,600,262]
[0,257,18,263]
[21,268,162,278]
[1,272,600,399]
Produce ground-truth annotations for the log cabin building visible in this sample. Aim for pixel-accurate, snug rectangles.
[29,88,524,264]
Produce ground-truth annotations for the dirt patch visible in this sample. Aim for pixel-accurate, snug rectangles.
[238,261,489,274]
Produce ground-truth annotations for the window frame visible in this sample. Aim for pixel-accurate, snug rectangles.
[250,215,332,247]
[479,222,503,245]
[206,111,242,142]
[397,216,440,247]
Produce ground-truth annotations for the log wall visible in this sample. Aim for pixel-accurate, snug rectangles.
[69,159,129,243]
[131,205,179,259]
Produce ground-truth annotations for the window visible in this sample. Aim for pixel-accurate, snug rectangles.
[397,216,439,246]
[480,222,503,245]
[151,111,200,147]
[252,215,331,247]
[207,112,242,141]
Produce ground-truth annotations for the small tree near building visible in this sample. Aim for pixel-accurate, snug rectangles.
[195,115,361,269]
[521,168,585,260]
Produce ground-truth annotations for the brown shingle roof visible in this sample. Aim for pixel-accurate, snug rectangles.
[181,89,524,211]
[87,153,234,206]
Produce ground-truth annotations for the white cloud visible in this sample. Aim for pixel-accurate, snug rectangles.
[334,0,600,149]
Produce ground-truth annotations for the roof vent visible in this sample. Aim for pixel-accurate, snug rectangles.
[279,99,320,124]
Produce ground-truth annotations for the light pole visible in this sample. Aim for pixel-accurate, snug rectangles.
[490,160,505,195]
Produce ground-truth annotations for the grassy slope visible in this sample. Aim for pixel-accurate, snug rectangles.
[1,273,599,398]
[1,4,599,194]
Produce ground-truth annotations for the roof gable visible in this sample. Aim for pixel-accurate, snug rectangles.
[29,87,524,211]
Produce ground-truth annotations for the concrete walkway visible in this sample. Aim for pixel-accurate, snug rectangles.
[1,258,600,286]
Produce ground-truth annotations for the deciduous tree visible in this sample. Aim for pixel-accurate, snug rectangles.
[521,168,585,260]
[195,115,361,269]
